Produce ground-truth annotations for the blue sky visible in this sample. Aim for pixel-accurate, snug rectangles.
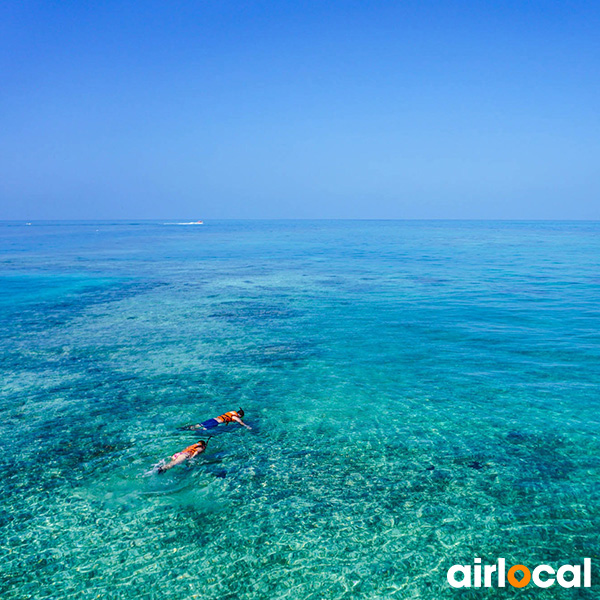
[1,1,598,219]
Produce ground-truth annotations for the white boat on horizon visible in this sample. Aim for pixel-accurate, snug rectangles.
[164,220,204,225]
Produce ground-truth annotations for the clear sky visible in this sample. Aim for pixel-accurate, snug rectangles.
[1,1,599,220]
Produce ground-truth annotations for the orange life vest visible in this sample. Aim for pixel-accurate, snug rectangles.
[174,442,205,460]
[217,411,238,424]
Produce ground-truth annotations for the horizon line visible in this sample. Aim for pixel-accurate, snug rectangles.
[1,218,599,224]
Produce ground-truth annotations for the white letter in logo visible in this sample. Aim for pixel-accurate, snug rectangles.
[484,564,497,587]
[584,558,591,587]
[557,565,581,588]
[474,558,482,587]
[447,565,472,588]
[532,565,555,588]
[497,558,506,587]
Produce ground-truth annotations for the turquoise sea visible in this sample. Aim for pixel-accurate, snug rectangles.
[1,220,599,599]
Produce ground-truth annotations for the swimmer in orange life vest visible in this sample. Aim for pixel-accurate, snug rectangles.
[185,408,252,431]
[157,440,207,474]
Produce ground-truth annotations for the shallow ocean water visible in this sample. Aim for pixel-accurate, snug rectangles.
[1,220,599,599]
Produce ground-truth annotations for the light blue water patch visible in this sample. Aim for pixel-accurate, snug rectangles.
[0,274,123,310]
[0,220,599,599]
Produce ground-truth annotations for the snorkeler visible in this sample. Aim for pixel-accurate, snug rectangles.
[157,440,208,474]
[183,408,252,431]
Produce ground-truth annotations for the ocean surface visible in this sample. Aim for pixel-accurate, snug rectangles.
[1,220,599,599]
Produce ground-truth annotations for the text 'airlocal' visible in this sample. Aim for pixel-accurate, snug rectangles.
[447,558,591,589]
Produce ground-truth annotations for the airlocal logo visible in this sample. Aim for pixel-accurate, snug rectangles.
[447,558,592,589]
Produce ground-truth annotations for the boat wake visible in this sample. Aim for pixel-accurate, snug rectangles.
[164,221,204,225]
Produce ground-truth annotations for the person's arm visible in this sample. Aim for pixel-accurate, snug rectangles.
[232,416,252,430]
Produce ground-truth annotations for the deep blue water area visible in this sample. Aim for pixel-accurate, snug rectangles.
[1,220,599,599]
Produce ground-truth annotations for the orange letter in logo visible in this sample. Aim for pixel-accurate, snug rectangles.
[507,565,531,588]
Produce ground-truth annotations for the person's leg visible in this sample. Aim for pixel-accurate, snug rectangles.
[158,451,189,473]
